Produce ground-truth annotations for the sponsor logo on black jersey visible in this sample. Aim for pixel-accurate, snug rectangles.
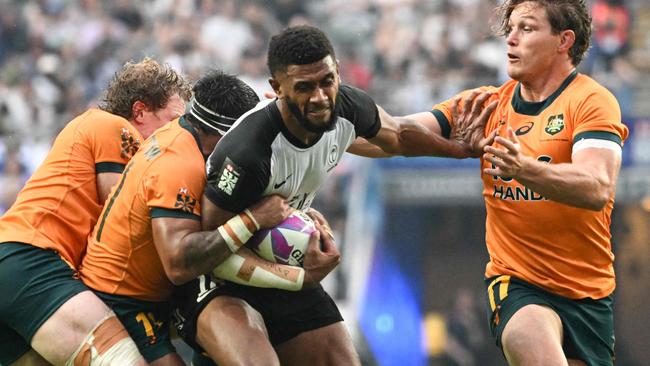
[544,114,564,135]
[217,157,242,196]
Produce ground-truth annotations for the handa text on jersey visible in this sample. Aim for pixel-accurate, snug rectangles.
[492,185,547,201]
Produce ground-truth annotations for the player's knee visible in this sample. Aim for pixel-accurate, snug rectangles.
[65,314,144,366]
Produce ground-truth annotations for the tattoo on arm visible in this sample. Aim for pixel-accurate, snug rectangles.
[182,230,231,276]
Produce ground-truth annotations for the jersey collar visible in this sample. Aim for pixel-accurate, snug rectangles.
[512,70,578,116]
[267,100,324,149]
[179,116,206,161]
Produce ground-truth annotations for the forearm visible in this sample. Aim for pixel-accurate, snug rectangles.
[169,229,233,285]
[167,212,259,285]
[396,118,472,158]
[212,247,305,291]
[515,157,614,210]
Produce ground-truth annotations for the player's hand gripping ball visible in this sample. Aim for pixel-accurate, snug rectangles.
[246,210,316,267]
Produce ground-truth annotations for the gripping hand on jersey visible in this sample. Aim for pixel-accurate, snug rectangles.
[450,89,499,157]
[247,195,293,229]
[483,126,528,178]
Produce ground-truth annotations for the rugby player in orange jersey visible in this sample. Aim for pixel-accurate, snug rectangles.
[0,57,190,366]
[397,1,627,365]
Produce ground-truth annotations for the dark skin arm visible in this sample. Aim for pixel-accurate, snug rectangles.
[350,90,498,158]
[151,195,292,285]
[203,197,341,286]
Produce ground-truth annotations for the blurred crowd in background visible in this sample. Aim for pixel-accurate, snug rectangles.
[0,1,649,364]
[1,0,648,204]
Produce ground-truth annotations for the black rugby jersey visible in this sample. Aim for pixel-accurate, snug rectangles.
[205,84,380,212]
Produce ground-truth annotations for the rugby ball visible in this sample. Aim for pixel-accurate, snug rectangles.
[246,210,316,267]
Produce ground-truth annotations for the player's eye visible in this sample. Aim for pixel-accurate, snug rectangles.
[321,78,334,87]
[295,83,313,93]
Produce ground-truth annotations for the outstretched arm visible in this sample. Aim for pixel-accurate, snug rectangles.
[350,91,498,158]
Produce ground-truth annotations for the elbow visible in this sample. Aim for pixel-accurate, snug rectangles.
[166,268,191,286]
[164,257,194,285]
[584,188,613,211]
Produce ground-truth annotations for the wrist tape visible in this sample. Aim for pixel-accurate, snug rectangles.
[217,209,260,252]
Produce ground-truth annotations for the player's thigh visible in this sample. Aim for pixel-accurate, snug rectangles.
[0,243,93,365]
[275,321,360,366]
[485,276,566,366]
[196,296,279,366]
[31,290,114,364]
[95,291,178,364]
[501,304,566,366]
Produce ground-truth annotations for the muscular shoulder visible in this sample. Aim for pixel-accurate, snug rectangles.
[336,84,381,139]
[209,101,279,171]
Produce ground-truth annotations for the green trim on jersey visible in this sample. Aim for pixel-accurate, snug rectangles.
[574,131,622,146]
[431,109,451,139]
[95,162,125,174]
[512,71,578,116]
[150,207,200,221]
[96,162,133,241]
[179,117,205,162]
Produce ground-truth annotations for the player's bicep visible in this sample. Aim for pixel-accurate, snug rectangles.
[96,172,121,204]
[201,195,236,230]
[152,217,202,279]
[572,143,622,192]
[346,137,392,157]
[402,111,443,136]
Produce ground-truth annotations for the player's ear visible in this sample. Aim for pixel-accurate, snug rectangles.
[558,29,575,54]
[131,100,146,124]
[268,78,282,98]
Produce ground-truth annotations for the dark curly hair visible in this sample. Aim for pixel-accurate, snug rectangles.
[267,25,336,77]
[188,70,260,126]
[496,0,592,66]
[99,57,192,119]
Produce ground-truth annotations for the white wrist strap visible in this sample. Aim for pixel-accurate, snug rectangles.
[217,211,259,253]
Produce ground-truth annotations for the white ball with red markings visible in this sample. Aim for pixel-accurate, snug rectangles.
[246,210,316,267]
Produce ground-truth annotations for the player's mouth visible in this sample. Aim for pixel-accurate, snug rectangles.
[507,53,520,62]
[307,107,330,117]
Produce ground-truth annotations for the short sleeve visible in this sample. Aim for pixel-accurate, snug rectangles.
[145,157,203,220]
[430,86,498,138]
[337,85,381,139]
[203,136,270,213]
[81,113,143,174]
[572,89,629,145]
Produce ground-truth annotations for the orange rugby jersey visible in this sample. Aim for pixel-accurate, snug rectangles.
[80,117,204,302]
[432,72,628,299]
[0,109,141,268]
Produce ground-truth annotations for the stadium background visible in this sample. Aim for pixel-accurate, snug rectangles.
[0,0,648,365]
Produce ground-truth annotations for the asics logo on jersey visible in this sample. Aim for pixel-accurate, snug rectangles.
[544,114,565,135]
[515,122,534,136]
[274,173,293,189]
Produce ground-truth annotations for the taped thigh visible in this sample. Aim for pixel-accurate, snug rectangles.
[66,314,142,366]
